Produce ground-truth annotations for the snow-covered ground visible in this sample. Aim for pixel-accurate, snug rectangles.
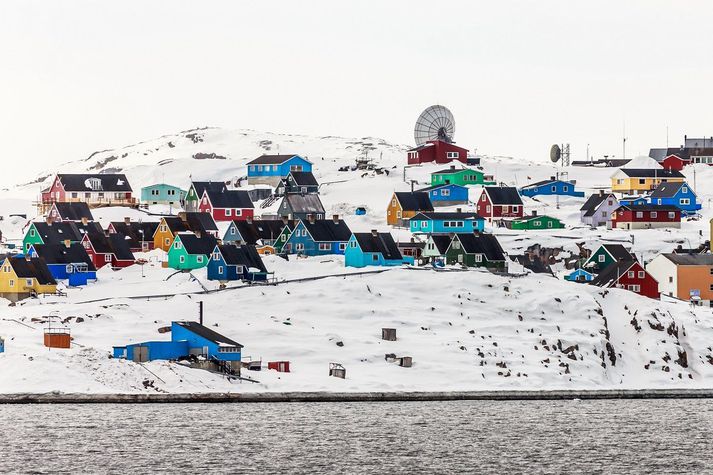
[1,127,712,394]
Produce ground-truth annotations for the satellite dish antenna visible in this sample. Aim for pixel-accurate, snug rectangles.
[414,105,455,146]
[550,144,561,163]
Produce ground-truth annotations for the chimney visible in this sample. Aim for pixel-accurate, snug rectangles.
[124,217,131,225]
[25,254,31,262]
[307,214,315,224]
[45,216,53,226]
[599,190,605,197]
[371,229,378,237]
[410,181,414,192]
[332,214,339,224]
[246,216,253,224]
[195,230,202,239]
[64,239,71,248]
[532,210,538,217]
[550,176,555,181]
[178,211,187,222]
[456,208,462,213]
[198,301,203,326]
[281,215,289,225]
[236,239,242,248]
[450,165,455,170]
[445,179,450,185]
[81,217,88,225]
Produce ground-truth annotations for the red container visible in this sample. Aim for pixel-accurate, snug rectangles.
[44,332,71,349]
[268,361,290,373]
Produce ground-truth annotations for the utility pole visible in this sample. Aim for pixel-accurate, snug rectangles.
[622,121,627,160]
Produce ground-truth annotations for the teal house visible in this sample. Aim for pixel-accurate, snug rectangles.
[141,183,187,206]
[167,233,218,270]
[344,231,405,268]
[409,211,484,234]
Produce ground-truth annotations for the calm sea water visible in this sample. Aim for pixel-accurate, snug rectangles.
[0,399,711,474]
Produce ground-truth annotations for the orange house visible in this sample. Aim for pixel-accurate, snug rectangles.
[386,192,434,227]
[646,253,713,306]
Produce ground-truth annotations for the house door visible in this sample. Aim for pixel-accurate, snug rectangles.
[133,346,149,363]
[457,254,464,264]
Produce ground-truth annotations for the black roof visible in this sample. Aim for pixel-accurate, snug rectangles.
[177,233,218,255]
[31,243,96,271]
[484,187,523,205]
[616,204,680,213]
[662,253,713,266]
[429,235,453,254]
[301,219,352,242]
[521,178,571,189]
[110,221,160,244]
[8,257,57,285]
[247,154,305,165]
[190,181,227,197]
[580,192,616,215]
[174,321,243,348]
[76,221,105,238]
[599,244,635,261]
[411,211,483,221]
[650,182,688,199]
[417,184,467,192]
[51,202,94,222]
[32,221,83,244]
[394,192,434,212]
[205,189,254,209]
[432,165,474,174]
[452,233,506,261]
[163,213,218,235]
[86,233,135,261]
[216,244,267,273]
[288,171,319,186]
[282,194,325,214]
[353,232,403,261]
[590,260,638,288]
[407,143,434,152]
[619,168,684,178]
[230,220,294,244]
[57,173,132,192]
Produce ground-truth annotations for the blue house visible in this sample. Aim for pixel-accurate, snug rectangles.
[113,321,243,369]
[416,184,469,207]
[648,182,701,216]
[344,231,405,268]
[27,243,97,286]
[520,177,585,198]
[207,244,269,282]
[618,196,649,207]
[564,268,594,283]
[282,217,352,256]
[246,154,313,187]
[409,211,485,234]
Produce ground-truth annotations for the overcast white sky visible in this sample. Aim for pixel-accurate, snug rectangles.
[1,1,712,185]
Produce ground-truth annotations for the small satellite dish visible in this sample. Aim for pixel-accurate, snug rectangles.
[414,105,455,146]
[550,144,561,163]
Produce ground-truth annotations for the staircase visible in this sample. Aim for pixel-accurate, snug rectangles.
[260,195,279,209]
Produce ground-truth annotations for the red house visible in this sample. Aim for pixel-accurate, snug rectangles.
[476,187,524,221]
[591,260,659,299]
[610,205,681,230]
[660,154,690,171]
[407,140,468,165]
[198,188,254,222]
[81,232,135,269]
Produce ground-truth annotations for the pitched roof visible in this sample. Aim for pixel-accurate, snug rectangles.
[30,243,96,271]
[515,214,560,223]
[616,204,680,213]
[521,178,573,189]
[288,171,319,186]
[57,174,132,192]
[282,194,325,214]
[51,202,94,221]
[177,233,218,255]
[86,233,135,260]
[163,213,218,235]
[247,154,306,165]
[650,182,690,199]
[432,166,474,174]
[230,220,294,244]
[429,235,453,254]
[453,233,506,261]
[619,168,684,178]
[580,193,616,216]
[394,192,434,212]
[205,189,254,209]
[190,181,226,197]
[483,187,523,205]
[32,221,84,244]
[301,219,352,242]
[216,244,267,272]
[8,257,57,285]
[599,244,635,261]
[407,143,435,152]
[689,147,713,156]
[353,232,403,261]
[110,221,160,244]
[590,260,637,287]
[174,321,243,348]
[661,253,713,266]
[417,184,467,192]
[411,212,483,221]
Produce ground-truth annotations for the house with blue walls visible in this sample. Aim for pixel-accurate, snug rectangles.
[344,231,405,268]
[207,244,269,282]
[648,182,701,216]
[246,154,313,187]
[282,217,352,256]
[27,243,97,286]
[417,183,469,207]
[520,177,585,198]
[618,196,649,207]
[113,321,243,373]
[409,211,485,234]
[564,268,595,283]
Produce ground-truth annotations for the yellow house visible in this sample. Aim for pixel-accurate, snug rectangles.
[0,257,58,302]
[153,214,219,252]
[611,168,685,195]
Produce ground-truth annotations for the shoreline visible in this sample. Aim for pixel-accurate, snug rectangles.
[3,389,713,404]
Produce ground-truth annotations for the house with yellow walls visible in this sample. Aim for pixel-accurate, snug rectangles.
[610,168,685,195]
[0,256,57,302]
[153,213,219,252]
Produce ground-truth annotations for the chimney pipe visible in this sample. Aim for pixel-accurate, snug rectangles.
[307,214,315,224]
[124,217,130,225]
[46,216,53,226]
[178,211,187,222]
[371,229,378,237]
[81,217,88,225]
[550,176,555,181]
[332,214,339,224]
[64,239,71,248]
[456,208,462,213]
[281,215,289,225]
[199,301,203,326]
[599,190,605,197]
[450,165,455,170]
[532,210,538,217]
[411,181,414,193]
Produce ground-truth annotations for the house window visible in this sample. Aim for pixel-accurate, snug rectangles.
[668,212,676,219]
[30,229,35,237]
[105,254,111,262]
[547,221,553,228]
[669,276,673,283]
[486,205,491,213]
[165,238,170,246]
[452,241,461,249]
[636,212,643,218]
[318,243,331,251]
[230,228,236,235]
[226,209,232,216]
[236,209,242,216]
[551,186,557,192]
[628,285,641,292]
[444,221,450,228]
[563,186,568,192]
[441,189,450,197]
[598,254,605,263]
[650,212,657,218]
[680,198,690,205]
[628,271,634,278]
[213,252,220,260]
[446,151,459,159]
[26,278,33,287]
[8,279,14,287]
[638,271,645,279]
[197,255,204,263]
[179,255,185,263]
[639,179,646,185]
[66,264,73,273]
[421,221,428,228]
[475,254,483,263]
[218,266,224,274]
[174,241,182,249]
[350,241,357,248]
[481,195,486,202]
[372,254,379,261]
[339,243,347,251]
[511,206,519,213]
[296,243,304,251]
[682,187,688,193]
[281,235,286,242]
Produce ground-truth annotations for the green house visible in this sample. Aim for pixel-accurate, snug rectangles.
[273,225,294,253]
[23,221,86,252]
[431,165,496,187]
[141,183,187,206]
[444,233,507,269]
[509,213,565,231]
[167,233,218,270]
[583,244,634,273]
